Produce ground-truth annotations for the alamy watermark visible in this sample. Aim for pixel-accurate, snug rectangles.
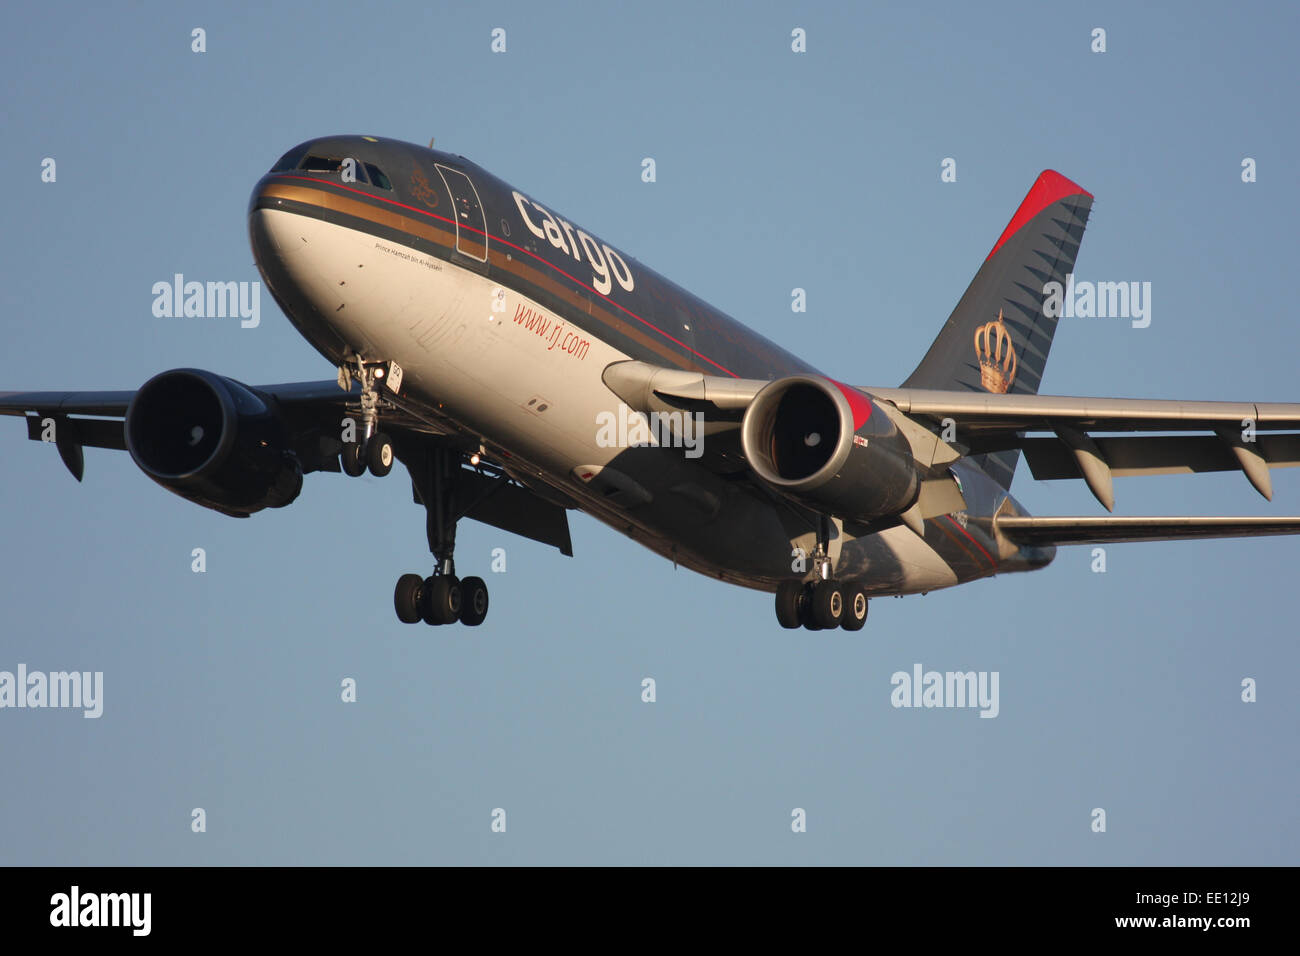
[890,663,999,718]
[595,402,705,459]
[1042,273,1151,329]
[0,664,102,718]
[152,273,261,328]
[50,886,150,936]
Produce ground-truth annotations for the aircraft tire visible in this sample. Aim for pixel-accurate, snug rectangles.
[421,575,461,626]
[459,576,489,626]
[840,587,868,631]
[394,573,424,624]
[811,581,844,629]
[775,581,803,629]
[340,440,366,477]
[367,433,394,477]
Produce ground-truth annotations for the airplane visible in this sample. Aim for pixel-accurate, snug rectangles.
[6,134,1300,631]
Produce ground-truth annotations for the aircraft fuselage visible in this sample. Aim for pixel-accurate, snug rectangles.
[247,136,1052,595]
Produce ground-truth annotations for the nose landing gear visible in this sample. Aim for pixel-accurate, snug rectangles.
[341,430,394,477]
[338,358,397,478]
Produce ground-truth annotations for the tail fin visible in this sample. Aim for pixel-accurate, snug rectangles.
[903,170,1094,487]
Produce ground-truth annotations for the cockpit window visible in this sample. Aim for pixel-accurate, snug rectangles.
[270,144,309,172]
[299,154,350,174]
[282,152,391,189]
[365,163,393,190]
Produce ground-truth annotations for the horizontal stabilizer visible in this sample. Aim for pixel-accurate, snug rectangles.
[997,514,1300,546]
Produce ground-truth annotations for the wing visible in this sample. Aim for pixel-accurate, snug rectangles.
[599,362,1300,536]
[996,514,1300,546]
[0,375,573,554]
[865,387,1300,509]
[0,379,414,479]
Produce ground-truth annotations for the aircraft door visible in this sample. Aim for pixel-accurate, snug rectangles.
[435,164,489,267]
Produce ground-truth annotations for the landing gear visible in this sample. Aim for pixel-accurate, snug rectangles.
[774,516,867,630]
[393,572,469,626]
[391,444,500,628]
[339,355,496,628]
[775,579,867,631]
[338,357,396,478]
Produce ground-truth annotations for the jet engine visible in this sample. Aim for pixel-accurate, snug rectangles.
[125,368,303,517]
[739,375,919,522]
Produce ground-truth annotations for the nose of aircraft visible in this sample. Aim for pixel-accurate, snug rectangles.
[247,181,279,261]
[248,176,275,219]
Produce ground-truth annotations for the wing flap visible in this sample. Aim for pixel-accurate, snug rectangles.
[1021,434,1300,479]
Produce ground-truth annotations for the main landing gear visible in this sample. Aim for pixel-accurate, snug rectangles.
[389,444,494,628]
[774,515,868,631]
[775,579,868,631]
[393,571,489,627]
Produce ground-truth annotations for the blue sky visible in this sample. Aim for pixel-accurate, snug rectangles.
[1,0,1296,864]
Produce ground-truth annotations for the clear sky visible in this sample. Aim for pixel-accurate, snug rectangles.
[1,0,1296,865]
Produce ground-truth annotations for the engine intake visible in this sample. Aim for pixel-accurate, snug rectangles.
[740,375,918,521]
[126,369,302,517]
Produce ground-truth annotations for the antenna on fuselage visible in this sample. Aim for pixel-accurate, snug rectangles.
[428,137,435,149]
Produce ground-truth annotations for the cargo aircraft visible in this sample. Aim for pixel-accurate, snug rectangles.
[6,136,1300,630]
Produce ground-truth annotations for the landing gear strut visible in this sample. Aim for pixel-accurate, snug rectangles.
[391,444,498,628]
[774,515,868,631]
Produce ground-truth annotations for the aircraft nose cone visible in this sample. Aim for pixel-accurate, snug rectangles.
[247,176,294,292]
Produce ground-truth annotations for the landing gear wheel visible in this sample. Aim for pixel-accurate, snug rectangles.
[340,441,366,477]
[459,576,490,626]
[367,433,394,477]
[394,573,424,624]
[775,581,803,629]
[811,581,844,629]
[421,575,461,626]
[798,583,824,630]
[840,586,868,631]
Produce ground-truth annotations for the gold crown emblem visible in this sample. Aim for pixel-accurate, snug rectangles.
[974,308,1017,394]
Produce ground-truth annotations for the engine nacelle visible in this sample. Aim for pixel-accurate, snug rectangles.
[125,368,303,517]
[740,375,919,522]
